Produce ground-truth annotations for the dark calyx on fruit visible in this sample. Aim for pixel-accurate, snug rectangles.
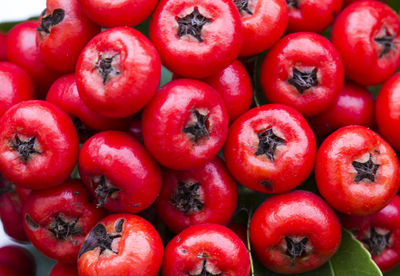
[374,28,397,58]
[37,9,65,34]
[48,213,82,240]
[286,0,299,9]
[352,154,380,183]
[190,260,221,276]
[362,227,390,256]
[288,68,318,94]
[170,181,204,214]
[177,8,211,42]
[234,0,253,15]
[79,223,121,258]
[95,54,120,84]
[183,110,209,144]
[10,134,41,163]
[285,237,309,262]
[93,175,120,208]
[255,128,286,161]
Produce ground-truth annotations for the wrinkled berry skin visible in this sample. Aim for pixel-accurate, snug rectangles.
[37,0,100,73]
[0,100,79,190]
[78,214,164,276]
[162,224,251,276]
[331,1,400,86]
[250,190,341,274]
[341,195,400,272]
[78,0,158,28]
[142,79,228,170]
[315,125,400,215]
[76,27,161,118]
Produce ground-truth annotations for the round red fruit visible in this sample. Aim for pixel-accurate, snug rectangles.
[162,224,251,276]
[79,131,162,213]
[142,79,228,170]
[23,179,106,263]
[331,0,400,86]
[250,190,341,274]
[261,32,344,117]
[149,0,243,78]
[76,26,161,118]
[315,125,400,215]
[78,214,164,276]
[0,246,35,276]
[224,104,316,193]
[50,263,78,276]
[0,100,79,189]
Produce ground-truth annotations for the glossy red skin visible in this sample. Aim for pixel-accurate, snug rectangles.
[23,180,106,263]
[224,104,316,193]
[0,264,19,276]
[0,33,6,61]
[149,0,243,79]
[0,100,79,189]
[37,0,100,73]
[142,79,229,170]
[79,131,162,213]
[50,263,78,276]
[78,0,158,27]
[155,156,238,233]
[250,191,341,274]
[331,1,400,86]
[46,74,131,136]
[376,73,400,151]
[341,195,400,272]
[203,60,253,123]
[261,32,344,117]
[237,0,288,56]
[315,125,400,215]
[0,246,35,276]
[0,179,28,242]
[308,81,375,141]
[6,21,60,98]
[287,0,343,33]
[78,214,164,276]
[162,224,250,275]
[76,27,161,118]
[0,62,34,117]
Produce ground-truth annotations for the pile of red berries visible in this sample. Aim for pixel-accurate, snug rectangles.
[0,0,400,275]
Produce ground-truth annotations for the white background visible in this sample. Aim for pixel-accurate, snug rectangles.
[0,0,46,22]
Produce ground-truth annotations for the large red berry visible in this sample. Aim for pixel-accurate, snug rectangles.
[142,79,228,170]
[23,180,106,263]
[331,0,400,86]
[76,27,161,118]
[155,156,237,233]
[78,0,158,28]
[162,224,251,275]
[250,190,341,274]
[78,214,164,276]
[224,104,316,193]
[315,125,400,215]
[261,32,344,117]
[149,0,243,78]
[0,100,79,189]
[79,131,162,213]
[37,0,100,73]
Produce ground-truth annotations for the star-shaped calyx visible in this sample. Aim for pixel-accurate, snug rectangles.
[285,237,309,262]
[362,227,390,256]
[183,110,209,144]
[95,54,120,84]
[190,260,221,276]
[177,8,211,42]
[10,134,41,163]
[288,68,318,94]
[255,128,286,161]
[286,0,299,9]
[170,181,204,214]
[93,175,120,208]
[352,154,380,183]
[234,0,253,15]
[374,27,397,58]
[37,8,65,35]
[48,213,81,240]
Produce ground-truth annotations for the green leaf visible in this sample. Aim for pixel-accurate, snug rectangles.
[251,229,382,276]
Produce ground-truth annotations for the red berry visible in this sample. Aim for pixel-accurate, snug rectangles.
[0,246,35,276]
